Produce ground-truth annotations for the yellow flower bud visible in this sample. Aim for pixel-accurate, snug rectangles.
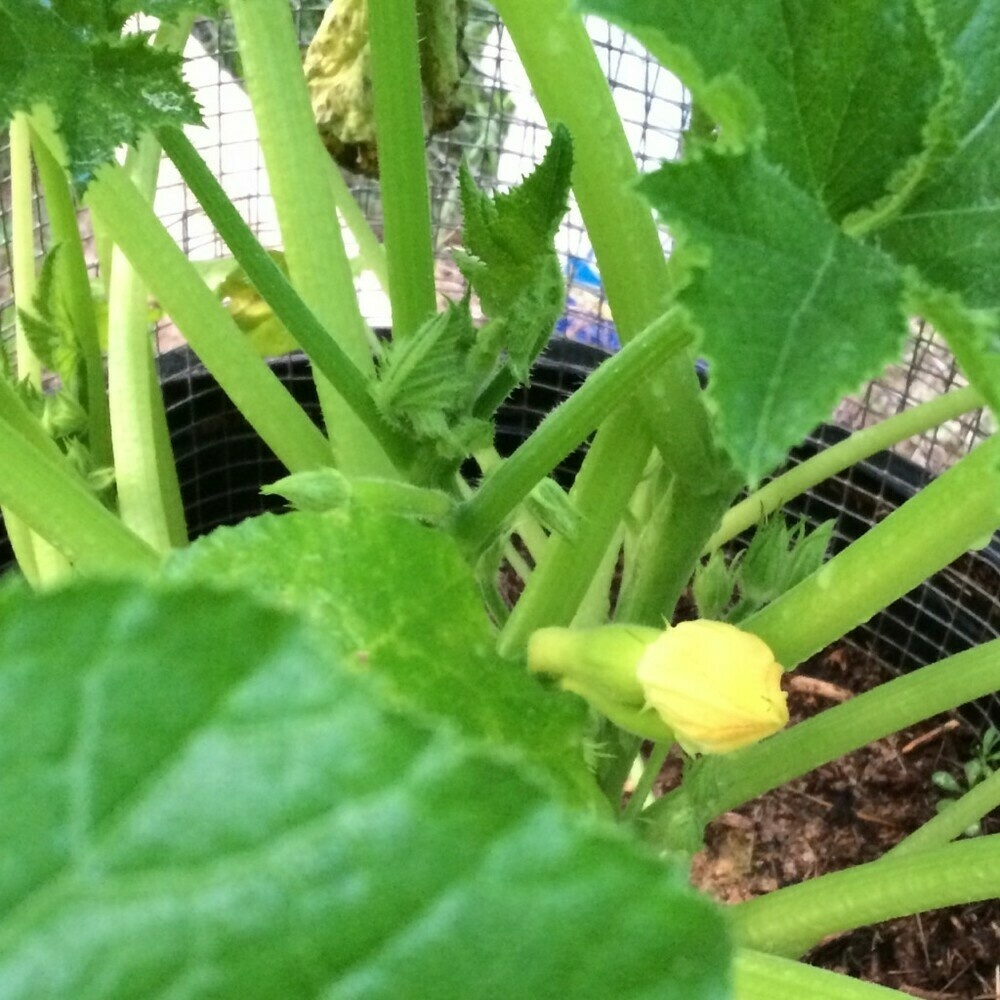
[637,620,788,755]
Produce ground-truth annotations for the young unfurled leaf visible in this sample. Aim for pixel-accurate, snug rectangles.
[16,246,82,384]
[372,130,572,459]
[7,244,114,503]
[373,299,496,459]
[456,124,572,381]
[640,150,908,484]
[692,547,736,621]
[731,516,834,622]
[262,468,355,512]
[263,468,453,522]
[696,516,834,624]
[0,3,203,186]
[40,392,89,441]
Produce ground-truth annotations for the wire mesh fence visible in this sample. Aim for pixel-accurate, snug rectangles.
[0,3,997,703]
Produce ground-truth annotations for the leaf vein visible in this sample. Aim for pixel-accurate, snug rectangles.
[750,232,838,475]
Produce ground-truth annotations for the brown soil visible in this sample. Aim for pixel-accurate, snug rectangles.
[652,643,1000,998]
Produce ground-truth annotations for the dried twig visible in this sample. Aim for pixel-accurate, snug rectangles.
[901,720,961,755]
[787,674,853,702]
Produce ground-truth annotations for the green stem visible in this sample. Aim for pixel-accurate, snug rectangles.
[367,0,437,338]
[29,123,112,470]
[491,0,716,479]
[157,128,414,475]
[10,114,41,388]
[450,309,692,557]
[617,473,739,624]
[732,835,1000,958]
[498,412,654,655]
[6,114,43,584]
[104,133,183,552]
[489,0,724,646]
[733,949,910,999]
[83,162,335,475]
[643,639,1000,841]
[102,8,195,548]
[228,0,393,477]
[327,161,389,295]
[90,211,114,291]
[572,525,623,626]
[621,741,670,822]
[888,766,1000,859]
[707,385,985,553]
[744,434,1000,670]
[0,408,158,575]
[474,445,549,563]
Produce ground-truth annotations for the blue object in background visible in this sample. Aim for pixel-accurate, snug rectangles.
[557,254,621,352]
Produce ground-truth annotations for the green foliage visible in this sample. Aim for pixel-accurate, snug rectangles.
[373,127,573,458]
[693,516,834,624]
[3,4,1000,994]
[932,725,1000,837]
[10,246,113,495]
[457,123,572,381]
[263,468,454,522]
[373,299,496,458]
[584,0,950,224]
[881,0,1000,313]
[167,508,601,808]
[640,150,908,484]
[581,0,1000,486]
[17,246,79,383]
[0,2,203,185]
[879,1,1000,413]
[0,578,730,998]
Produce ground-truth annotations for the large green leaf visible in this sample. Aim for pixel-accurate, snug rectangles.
[877,0,1000,410]
[581,0,948,223]
[880,0,1000,312]
[640,151,908,484]
[168,509,599,807]
[0,579,729,998]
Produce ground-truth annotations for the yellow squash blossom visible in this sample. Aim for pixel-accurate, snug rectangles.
[528,620,788,755]
[637,620,788,755]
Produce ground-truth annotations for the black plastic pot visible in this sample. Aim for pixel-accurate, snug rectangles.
[2,340,998,727]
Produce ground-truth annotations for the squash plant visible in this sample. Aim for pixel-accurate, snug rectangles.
[1,0,999,996]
